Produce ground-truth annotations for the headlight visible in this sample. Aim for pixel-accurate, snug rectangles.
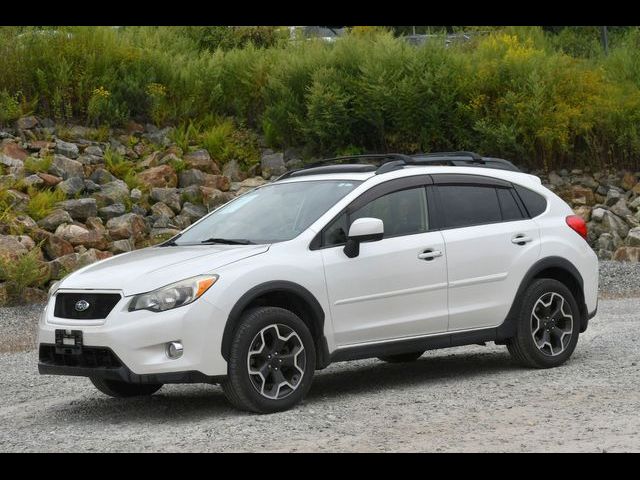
[48,281,61,300]
[128,275,218,313]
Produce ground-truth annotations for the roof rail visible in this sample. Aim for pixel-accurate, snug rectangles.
[276,153,414,180]
[275,151,519,181]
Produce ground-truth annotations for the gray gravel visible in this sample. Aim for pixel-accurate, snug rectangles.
[0,261,639,452]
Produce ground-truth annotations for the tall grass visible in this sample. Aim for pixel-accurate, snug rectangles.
[1,26,640,170]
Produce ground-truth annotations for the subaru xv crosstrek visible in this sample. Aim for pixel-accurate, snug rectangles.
[38,152,598,413]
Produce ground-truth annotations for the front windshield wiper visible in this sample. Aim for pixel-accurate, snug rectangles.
[199,237,255,245]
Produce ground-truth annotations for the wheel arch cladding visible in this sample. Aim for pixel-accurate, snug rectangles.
[497,256,588,339]
[221,281,331,369]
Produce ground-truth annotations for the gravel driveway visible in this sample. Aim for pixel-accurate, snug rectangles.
[1,261,638,452]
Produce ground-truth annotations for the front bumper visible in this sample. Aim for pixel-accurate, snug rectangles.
[37,291,229,381]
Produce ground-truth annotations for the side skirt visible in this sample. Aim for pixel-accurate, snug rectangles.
[330,327,500,363]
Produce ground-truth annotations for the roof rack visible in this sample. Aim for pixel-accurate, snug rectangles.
[275,151,519,181]
[277,153,414,180]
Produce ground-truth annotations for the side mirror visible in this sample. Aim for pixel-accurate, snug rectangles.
[343,217,384,258]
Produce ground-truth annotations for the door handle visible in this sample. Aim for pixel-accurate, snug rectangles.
[418,249,443,260]
[511,234,533,245]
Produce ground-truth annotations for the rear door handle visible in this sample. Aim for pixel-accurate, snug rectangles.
[511,234,533,245]
[418,249,443,260]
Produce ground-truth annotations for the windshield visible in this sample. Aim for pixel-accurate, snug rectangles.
[173,180,361,245]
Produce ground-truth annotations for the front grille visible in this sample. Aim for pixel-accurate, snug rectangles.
[54,293,121,320]
[39,344,122,369]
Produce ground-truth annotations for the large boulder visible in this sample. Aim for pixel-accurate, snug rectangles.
[1,142,28,161]
[180,202,208,222]
[68,229,111,251]
[44,234,74,259]
[55,139,79,159]
[626,227,640,247]
[98,203,127,221]
[621,171,637,191]
[90,168,117,185]
[178,169,205,188]
[48,154,84,179]
[200,187,234,210]
[56,198,98,222]
[184,149,220,174]
[106,213,147,241]
[222,159,246,182]
[150,188,182,213]
[203,174,231,192]
[0,235,28,262]
[93,180,130,206]
[56,176,85,197]
[16,116,39,130]
[54,224,90,243]
[150,202,175,219]
[569,185,595,206]
[37,209,73,232]
[613,246,640,262]
[137,164,177,188]
[37,172,62,187]
[260,151,286,177]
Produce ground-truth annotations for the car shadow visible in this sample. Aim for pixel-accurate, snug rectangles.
[49,348,518,423]
[306,348,517,401]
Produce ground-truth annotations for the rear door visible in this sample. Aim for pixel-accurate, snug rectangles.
[432,174,541,331]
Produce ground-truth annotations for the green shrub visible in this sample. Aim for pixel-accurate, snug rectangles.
[200,119,260,170]
[23,155,52,174]
[25,187,66,221]
[2,26,640,170]
[0,89,22,124]
[0,247,49,304]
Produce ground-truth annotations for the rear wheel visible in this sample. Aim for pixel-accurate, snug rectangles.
[507,278,580,368]
[90,377,163,397]
[222,307,316,413]
[378,351,424,363]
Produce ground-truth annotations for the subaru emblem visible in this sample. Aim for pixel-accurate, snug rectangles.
[75,300,90,312]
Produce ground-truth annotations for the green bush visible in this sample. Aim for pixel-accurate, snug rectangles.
[2,26,640,170]
[25,187,66,221]
[0,248,49,304]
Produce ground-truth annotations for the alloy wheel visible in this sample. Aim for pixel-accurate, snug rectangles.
[530,292,574,356]
[246,324,306,400]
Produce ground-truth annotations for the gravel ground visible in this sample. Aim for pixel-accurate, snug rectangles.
[0,261,638,452]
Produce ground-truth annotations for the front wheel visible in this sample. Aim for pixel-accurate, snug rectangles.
[90,377,163,397]
[222,307,316,413]
[507,278,580,369]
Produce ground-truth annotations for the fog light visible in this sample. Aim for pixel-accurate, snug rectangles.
[167,341,183,359]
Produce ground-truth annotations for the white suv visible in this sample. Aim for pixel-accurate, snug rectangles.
[38,152,599,413]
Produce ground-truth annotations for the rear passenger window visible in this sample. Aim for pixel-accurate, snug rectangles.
[438,185,501,228]
[514,185,547,217]
[496,188,525,221]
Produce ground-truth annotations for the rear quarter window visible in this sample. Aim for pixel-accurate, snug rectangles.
[514,184,547,217]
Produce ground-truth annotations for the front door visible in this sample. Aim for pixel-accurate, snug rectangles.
[319,182,449,346]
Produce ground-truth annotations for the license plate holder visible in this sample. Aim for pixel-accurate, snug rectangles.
[55,329,83,355]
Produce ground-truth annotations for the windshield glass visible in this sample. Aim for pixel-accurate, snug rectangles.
[173,180,361,245]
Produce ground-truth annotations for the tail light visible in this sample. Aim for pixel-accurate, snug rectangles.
[566,215,588,240]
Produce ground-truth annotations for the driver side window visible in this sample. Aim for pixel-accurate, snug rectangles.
[323,187,429,247]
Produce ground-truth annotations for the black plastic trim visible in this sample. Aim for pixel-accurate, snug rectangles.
[431,173,511,188]
[38,344,224,384]
[331,328,497,362]
[496,256,586,339]
[221,281,330,369]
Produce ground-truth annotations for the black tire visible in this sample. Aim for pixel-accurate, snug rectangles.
[90,377,163,397]
[507,278,580,369]
[222,306,316,414]
[378,351,424,363]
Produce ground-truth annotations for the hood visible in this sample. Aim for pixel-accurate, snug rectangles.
[59,244,269,296]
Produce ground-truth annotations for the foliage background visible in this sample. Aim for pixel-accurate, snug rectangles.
[2,25,640,170]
